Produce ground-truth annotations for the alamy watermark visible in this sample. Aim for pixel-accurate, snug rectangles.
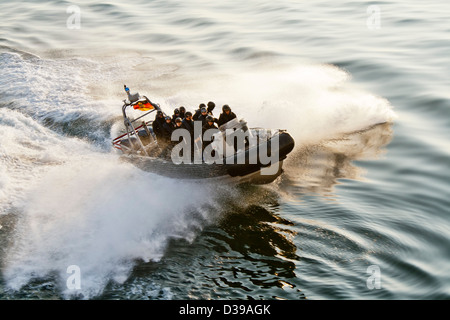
[367,5,381,30]
[66,5,81,30]
[169,124,280,176]
[66,265,81,290]
[366,265,381,290]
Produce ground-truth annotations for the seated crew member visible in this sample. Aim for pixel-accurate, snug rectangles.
[217,104,237,127]
[196,107,210,126]
[181,111,194,135]
[167,117,186,159]
[174,117,183,128]
[156,116,175,158]
[172,108,181,122]
[202,115,218,134]
[193,103,207,121]
[171,117,185,145]
[181,112,197,160]
[207,101,215,114]
[162,116,175,143]
[172,116,192,160]
[152,110,166,140]
[179,106,186,119]
[202,115,218,155]
[206,101,220,124]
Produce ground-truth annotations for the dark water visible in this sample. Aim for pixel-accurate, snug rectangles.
[0,0,449,300]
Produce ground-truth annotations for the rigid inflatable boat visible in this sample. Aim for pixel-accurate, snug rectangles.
[112,86,295,184]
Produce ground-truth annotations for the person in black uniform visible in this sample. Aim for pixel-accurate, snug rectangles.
[181,111,194,134]
[174,117,183,128]
[202,115,219,157]
[171,117,186,145]
[172,108,181,122]
[196,107,210,126]
[206,101,220,125]
[152,110,166,140]
[193,103,207,121]
[162,116,175,142]
[179,106,186,119]
[202,115,218,137]
[155,116,175,158]
[207,101,215,114]
[182,111,199,160]
[169,117,187,160]
[217,105,237,127]
[172,117,183,142]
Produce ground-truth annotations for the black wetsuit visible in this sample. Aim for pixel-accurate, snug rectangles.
[193,109,201,121]
[152,116,166,140]
[207,103,215,114]
[193,104,207,121]
[217,111,237,127]
[172,113,181,122]
[197,113,211,126]
[181,118,195,135]
[161,121,175,142]
[202,122,218,141]
[202,122,219,157]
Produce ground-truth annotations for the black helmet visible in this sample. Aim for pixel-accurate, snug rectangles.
[206,115,214,122]
[199,103,206,109]
[174,108,180,114]
[201,107,207,113]
[156,110,163,116]
[207,101,215,112]
[185,111,192,117]
[222,105,231,112]
[179,106,186,112]
[175,117,182,123]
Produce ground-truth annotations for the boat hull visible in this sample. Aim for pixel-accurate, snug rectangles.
[121,132,295,184]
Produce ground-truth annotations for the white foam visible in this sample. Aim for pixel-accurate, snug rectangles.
[0,52,126,125]
[159,63,396,146]
[2,151,223,298]
[0,108,94,214]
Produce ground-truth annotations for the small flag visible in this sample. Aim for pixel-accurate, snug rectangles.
[133,101,154,111]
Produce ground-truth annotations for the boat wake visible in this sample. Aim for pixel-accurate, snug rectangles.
[2,155,230,298]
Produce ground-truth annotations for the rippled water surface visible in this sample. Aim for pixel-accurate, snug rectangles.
[0,0,449,300]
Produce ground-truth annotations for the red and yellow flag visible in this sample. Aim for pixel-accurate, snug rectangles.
[133,101,154,111]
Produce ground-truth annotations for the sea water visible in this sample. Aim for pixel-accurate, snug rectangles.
[0,0,449,299]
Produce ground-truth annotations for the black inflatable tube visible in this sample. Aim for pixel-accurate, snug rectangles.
[226,132,295,177]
